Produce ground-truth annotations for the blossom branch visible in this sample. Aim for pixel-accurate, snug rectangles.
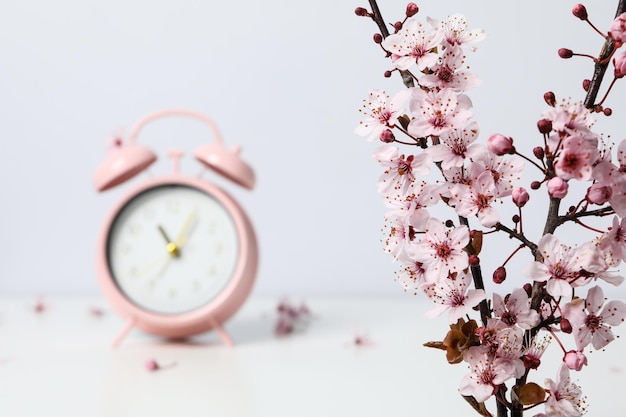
[583,0,626,108]
[555,205,615,227]
[367,0,415,88]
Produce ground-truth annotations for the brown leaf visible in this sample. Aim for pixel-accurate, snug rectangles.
[518,382,546,406]
[462,395,494,417]
[423,341,446,350]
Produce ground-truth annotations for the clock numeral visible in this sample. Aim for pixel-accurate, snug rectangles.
[208,264,217,277]
[192,280,202,292]
[128,223,142,236]
[167,199,180,214]
[168,288,178,299]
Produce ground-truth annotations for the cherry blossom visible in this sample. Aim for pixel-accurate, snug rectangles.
[373,145,431,195]
[383,16,442,71]
[424,269,486,323]
[394,250,430,295]
[355,89,410,141]
[600,216,626,262]
[493,288,540,330]
[609,12,626,45]
[408,218,470,283]
[427,121,485,170]
[523,234,592,297]
[449,170,500,227]
[427,13,486,51]
[459,346,516,403]
[420,48,482,92]
[472,152,524,198]
[540,100,595,139]
[544,364,585,417]
[408,88,473,138]
[554,134,599,181]
[562,285,626,351]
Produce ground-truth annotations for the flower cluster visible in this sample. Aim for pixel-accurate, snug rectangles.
[356,3,626,417]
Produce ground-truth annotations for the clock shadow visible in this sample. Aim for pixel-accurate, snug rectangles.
[126,316,276,348]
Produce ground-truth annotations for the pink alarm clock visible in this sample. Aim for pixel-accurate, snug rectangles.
[93,109,258,347]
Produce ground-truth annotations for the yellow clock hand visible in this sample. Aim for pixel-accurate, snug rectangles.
[175,211,197,247]
[158,225,180,257]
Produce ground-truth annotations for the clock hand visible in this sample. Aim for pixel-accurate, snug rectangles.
[158,225,180,257]
[136,252,170,279]
[175,211,197,248]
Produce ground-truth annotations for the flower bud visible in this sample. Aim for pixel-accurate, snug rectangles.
[533,146,545,159]
[487,133,514,155]
[547,177,569,198]
[523,283,533,297]
[560,317,573,334]
[512,187,530,207]
[563,350,588,371]
[380,129,395,143]
[586,183,613,204]
[355,7,370,17]
[469,255,480,267]
[384,70,393,78]
[609,12,626,45]
[393,21,403,31]
[558,48,574,59]
[493,267,507,284]
[373,33,383,44]
[614,51,626,78]
[572,4,588,20]
[543,91,557,107]
[582,79,591,91]
[406,3,419,17]
[604,107,613,116]
[512,214,520,223]
[530,181,541,190]
[537,119,552,134]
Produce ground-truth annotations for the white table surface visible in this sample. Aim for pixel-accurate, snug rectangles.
[0,296,624,417]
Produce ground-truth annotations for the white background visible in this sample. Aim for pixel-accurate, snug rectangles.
[1,0,625,298]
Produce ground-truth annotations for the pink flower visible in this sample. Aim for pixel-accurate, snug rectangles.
[547,177,569,199]
[449,170,500,227]
[427,13,486,50]
[381,214,413,259]
[355,90,410,141]
[423,270,486,323]
[420,49,482,92]
[487,133,514,155]
[373,146,431,195]
[563,350,587,371]
[408,218,470,283]
[541,101,595,138]
[512,187,530,207]
[562,285,626,351]
[408,88,473,138]
[609,12,626,45]
[382,16,442,71]
[427,121,485,170]
[472,152,524,197]
[459,346,516,402]
[523,234,592,297]
[586,183,612,205]
[544,364,585,417]
[394,250,429,295]
[493,288,540,330]
[614,50,626,78]
[600,216,626,262]
[554,135,599,181]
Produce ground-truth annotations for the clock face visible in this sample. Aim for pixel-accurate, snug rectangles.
[107,184,239,315]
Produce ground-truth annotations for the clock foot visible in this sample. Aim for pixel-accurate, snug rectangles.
[209,318,234,347]
[112,318,136,348]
